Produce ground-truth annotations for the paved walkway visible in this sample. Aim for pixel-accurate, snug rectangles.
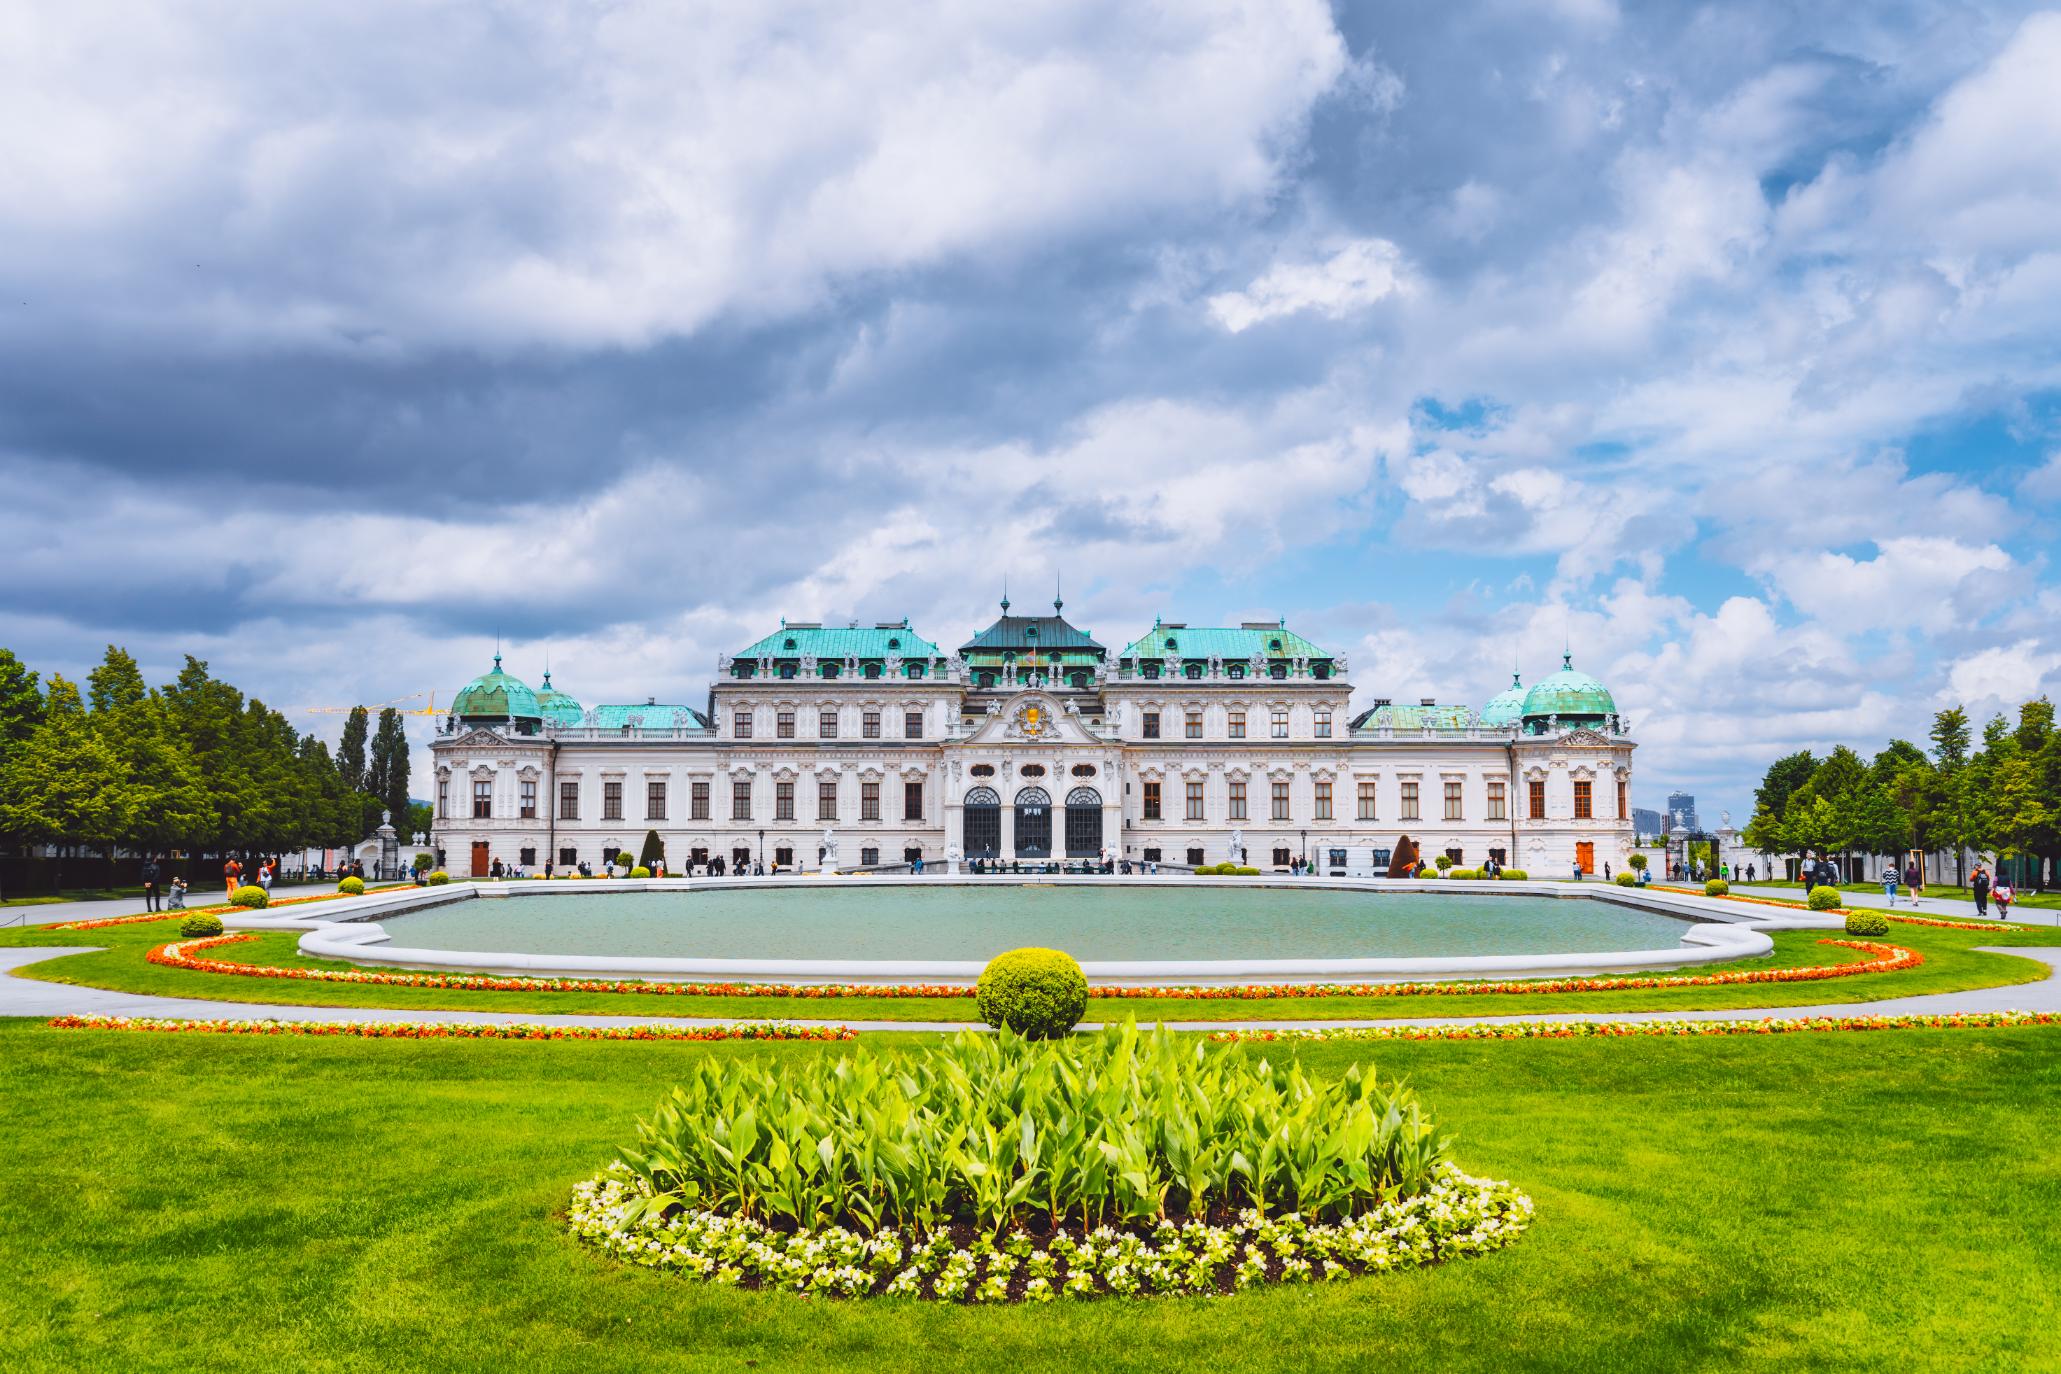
[0,882,342,929]
[1729,884,2061,927]
[7,944,2058,1033]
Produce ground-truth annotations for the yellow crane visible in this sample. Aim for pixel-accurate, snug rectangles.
[304,692,441,717]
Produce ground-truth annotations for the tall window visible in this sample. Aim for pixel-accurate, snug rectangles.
[776,781,795,820]
[472,779,491,819]
[1444,780,1463,821]
[1142,711,1161,739]
[904,710,923,739]
[1400,781,1419,820]
[732,779,752,821]
[1270,708,1289,739]
[1357,780,1377,820]
[1143,781,1162,820]
[1616,780,1627,817]
[520,780,537,819]
[1528,779,1546,818]
[817,780,838,820]
[1574,779,1593,820]
[904,779,924,821]
[1185,710,1202,740]
[1228,779,1247,820]
[861,781,880,821]
[819,708,838,739]
[1185,780,1205,821]
[1314,709,1332,739]
[1228,709,1246,739]
[646,781,666,821]
[603,781,623,820]
[691,781,710,820]
[1487,782,1506,821]
[733,709,752,738]
[1271,780,1290,820]
[777,710,795,739]
[437,778,448,818]
[863,710,880,739]
[559,780,578,819]
[1314,780,1332,821]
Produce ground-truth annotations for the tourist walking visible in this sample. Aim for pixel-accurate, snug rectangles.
[140,854,161,912]
[1881,865,1899,908]
[222,856,242,897]
[1972,865,1991,918]
[1995,877,2016,921]
[258,859,274,894]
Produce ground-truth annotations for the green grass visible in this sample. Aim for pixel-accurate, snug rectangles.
[2,1019,2058,1372]
[6,918,2059,1021]
[1739,879,2061,910]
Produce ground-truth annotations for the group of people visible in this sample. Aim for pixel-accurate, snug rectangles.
[1970,865,2018,920]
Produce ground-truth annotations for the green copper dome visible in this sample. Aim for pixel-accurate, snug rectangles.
[1480,671,1527,727]
[1520,654,1617,729]
[533,670,585,727]
[451,654,543,722]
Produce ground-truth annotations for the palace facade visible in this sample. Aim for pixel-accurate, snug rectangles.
[429,600,1636,877]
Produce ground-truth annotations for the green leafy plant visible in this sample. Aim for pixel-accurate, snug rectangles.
[1807,886,1842,912]
[976,947,1088,1038]
[179,912,225,937]
[1627,853,1648,872]
[1498,868,1528,881]
[1844,909,1890,936]
[337,876,366,895]
[427,870,449,885]
[1434,854,1454,871]
[614,1022,1453,1238]
[629,866,652,879]
[1704,878,1730,896]
[229,884,269,909]
[1615,872,1638,886]
[414,851,433,870]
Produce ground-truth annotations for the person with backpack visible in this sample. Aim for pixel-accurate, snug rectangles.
[222,856,242,898]
[1971,865,1991,918]
[140,854,161,912]
[1994,876,2016,921]
[1881,864,1899,908]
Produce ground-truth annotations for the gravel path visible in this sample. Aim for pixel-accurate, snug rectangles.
[7,944,2059,1033]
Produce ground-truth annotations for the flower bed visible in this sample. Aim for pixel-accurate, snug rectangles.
[1209,1010,2061,1044]
[567,1024,1529,1301]
[1652,885,2008,933]
[55,885,411,931]
[145,934,1922,1000]
[46,1014,854,1042]
[569,1162,1530,1301]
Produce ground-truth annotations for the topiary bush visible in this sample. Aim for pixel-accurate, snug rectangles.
[1844,909,1890,936]
[630,866,652,879]
[1446,868,1480,880]
[229,884,269,909]
[1434,854,1454,871]
[1704,878,1730,896]
[1807,885,1842,912]
[1615,872,1638,886]
[1628,853,1649,872]
[1235,865,1261,875]
[337,876,366,895]
[427,870,449,885]
[179,912,225,937]
[1499,868,1528,881]
[976,947,1089,1039]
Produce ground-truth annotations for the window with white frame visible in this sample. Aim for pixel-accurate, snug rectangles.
[1270,707,1288,738]
[1357,780,1377,820]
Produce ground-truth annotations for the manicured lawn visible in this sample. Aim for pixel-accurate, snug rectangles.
[8,919,2060,1021]
[1742,879,2061,910]
[2,1019,2057,1372]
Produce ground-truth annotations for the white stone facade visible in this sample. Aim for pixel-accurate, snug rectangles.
[431,653,1635,878]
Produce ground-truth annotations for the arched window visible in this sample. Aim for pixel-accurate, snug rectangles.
[1064,786,1103,857]
[1014,786,1053,859]
[965,786,1001,804]
[908,662,926,679]
[962,786,1001,858]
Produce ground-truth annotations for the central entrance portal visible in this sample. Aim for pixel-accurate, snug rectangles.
[962,786,1000,859]
[1014,786,1052,858]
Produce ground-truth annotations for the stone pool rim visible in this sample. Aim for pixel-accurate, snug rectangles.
[276,876,1779,987]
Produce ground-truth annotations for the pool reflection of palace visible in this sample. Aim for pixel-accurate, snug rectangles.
[430,599,1635,878]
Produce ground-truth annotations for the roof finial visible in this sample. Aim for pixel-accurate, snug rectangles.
[493,630,501,671]
[1001,575,1010,615]
[1053,572,1063,615]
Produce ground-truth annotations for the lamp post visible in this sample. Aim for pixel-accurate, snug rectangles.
[758,828,765,872]
[1300,828,1307,870]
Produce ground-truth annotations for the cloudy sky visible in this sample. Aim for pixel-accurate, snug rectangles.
[5,1,2060,822]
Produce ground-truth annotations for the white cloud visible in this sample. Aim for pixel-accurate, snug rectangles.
[1942,641,2061,708]
[1208,239,1411,332]
[1757,536,2015,635]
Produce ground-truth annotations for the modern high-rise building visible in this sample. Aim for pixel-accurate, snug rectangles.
[1667,791,1698,832]
[1631,807,1663,840]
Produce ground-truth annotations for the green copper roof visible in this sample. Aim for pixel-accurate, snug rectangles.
[1521,655,1617,722]
[961,607,1105,655]
[533,671,585,727]
[589,702,709,730]
[452,655,542,721]
[1479,672,1527,727]
[737,622,941,660]
[1357,702,1477,731]
[1119,621,1334,661]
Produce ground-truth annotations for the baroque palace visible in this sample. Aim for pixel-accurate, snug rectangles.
[430,598,1635,878]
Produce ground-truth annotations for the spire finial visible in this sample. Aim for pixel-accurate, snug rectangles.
[1053,573,1062,615]
[1001,575,1010,615]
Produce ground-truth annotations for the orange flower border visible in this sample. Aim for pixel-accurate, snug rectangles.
[1651,885,2007,932]
[47,1013,855,1042]
[145,933,1923,1002]
[55,884,414,931]
[1209,1010,2061,1044]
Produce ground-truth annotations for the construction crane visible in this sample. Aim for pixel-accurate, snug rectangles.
[304,692,441,717]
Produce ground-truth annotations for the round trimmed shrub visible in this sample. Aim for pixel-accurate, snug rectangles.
[179,912,225,937]
[229,884,269,909]
[427,870,449,885]
[1704,878,1730,896]
[1807,885,1842,912]
[1434,854,1454,871]
[1628,853,1649,872]
[1235,865,1261,875]
[976,947,1088,1039]
[1844,909,1890,936]
[1615,872,1638,886]
[630,866,652,879]
[337,876,366,895]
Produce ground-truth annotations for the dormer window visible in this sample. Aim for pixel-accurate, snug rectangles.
[1165,637,1178,652]
[1269,638,1282,651]
[778,664,796,679]
[908,663,926,680]
[1143,663,1160,679]
[863,663,881,679]
[1228,664,1245,679]
[784,637,797,651]
[1025,627,1038,641]
[887,637,901,650]
[822,662,839,678]
[1269,664,1287,680]
[1184,663,1202,680]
